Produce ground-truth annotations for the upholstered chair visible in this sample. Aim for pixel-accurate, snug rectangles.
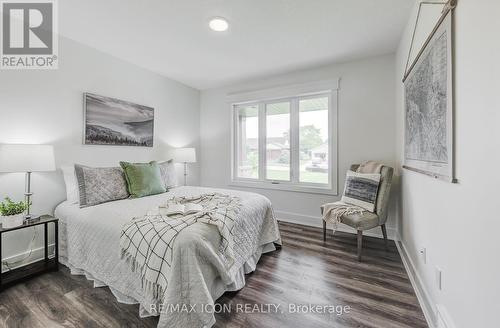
[322,164,394,261]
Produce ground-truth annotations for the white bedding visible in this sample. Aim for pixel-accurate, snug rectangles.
[55,186,281,328]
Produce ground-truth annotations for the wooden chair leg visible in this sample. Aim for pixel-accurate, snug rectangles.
[381,224,388,250]
[323,220,326,241]
[357,230,363,261]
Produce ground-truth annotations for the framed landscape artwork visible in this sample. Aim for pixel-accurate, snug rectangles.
[83,93,154,147]
[403,11,455,183]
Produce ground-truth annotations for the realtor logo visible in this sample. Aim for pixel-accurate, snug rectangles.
[1,0,58,69]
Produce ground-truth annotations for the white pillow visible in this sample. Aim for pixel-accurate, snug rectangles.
[158,160,178,189]
[341,170,381,212]
[61,165,79,204]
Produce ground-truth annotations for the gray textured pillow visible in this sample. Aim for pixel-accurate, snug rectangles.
[341,170,381,212]
[158,160,178,189]
[74,164,129,207]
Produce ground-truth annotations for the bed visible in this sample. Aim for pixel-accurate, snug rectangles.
[55,186,281,328]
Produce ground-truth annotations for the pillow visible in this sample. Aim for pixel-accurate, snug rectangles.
[120,161,166,198]
[341,170,381,212]
[158,160,178,189]
[74,164,129,207]
[61,165,79,204]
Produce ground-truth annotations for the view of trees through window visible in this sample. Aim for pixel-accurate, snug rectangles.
[299,97,329,184]
[235,94,330,186]
[236,104,259,179]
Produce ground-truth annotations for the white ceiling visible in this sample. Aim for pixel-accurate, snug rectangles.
[60,0,414,90]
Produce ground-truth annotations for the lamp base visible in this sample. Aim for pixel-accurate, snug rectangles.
[25,171,33,219]
[184,162,188,186]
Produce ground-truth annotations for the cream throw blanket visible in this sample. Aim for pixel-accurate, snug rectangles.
[357,160,384,174]
[120,193,240,301]
[322,161,383,232]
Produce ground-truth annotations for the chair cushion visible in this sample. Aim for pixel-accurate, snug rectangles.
[341,211,379,230]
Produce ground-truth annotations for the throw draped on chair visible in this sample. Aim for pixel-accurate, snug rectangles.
[322,164,393,261]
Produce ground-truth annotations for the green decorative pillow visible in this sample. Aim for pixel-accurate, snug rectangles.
[119,161,166,198]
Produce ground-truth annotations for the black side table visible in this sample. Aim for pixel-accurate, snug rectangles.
[0,215,59,291]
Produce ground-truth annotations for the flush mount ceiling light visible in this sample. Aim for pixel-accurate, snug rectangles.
[209,17,229,32]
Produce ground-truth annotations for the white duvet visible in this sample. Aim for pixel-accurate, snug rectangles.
[55,186,281,328]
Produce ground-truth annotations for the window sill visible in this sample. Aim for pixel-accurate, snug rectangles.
[229,180,338,196]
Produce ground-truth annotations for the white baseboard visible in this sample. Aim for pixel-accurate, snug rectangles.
[275,210,398,240]
[395,235,442,328]
[436,304,456,328]
[1,243,56,273]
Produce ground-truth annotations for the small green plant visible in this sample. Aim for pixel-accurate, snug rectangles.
[0,197,28,216]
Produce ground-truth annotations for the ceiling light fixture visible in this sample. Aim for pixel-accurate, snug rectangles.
[209,17,229,32]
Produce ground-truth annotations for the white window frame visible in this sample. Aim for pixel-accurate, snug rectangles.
[229,79,339,195]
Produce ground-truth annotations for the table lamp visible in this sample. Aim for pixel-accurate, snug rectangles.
[0,144,56,219]
[174,148,196,186]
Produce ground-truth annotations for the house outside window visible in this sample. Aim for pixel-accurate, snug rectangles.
[230,79,339,195]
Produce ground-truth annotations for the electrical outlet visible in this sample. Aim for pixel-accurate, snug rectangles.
[435,267,442,290]
[419,247,426,264]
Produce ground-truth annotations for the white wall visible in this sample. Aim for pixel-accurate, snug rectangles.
[0,37,200,265]
[200,54,398,237]
[395,1,500,327]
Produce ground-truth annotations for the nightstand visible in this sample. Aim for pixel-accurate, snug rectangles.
[0,215,59,291]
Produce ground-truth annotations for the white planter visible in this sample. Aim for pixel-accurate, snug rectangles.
[0,213,24,229]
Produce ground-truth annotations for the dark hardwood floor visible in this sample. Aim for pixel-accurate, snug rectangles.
[0,221,427,328]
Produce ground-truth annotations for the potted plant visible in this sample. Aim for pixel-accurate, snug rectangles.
[0,197,28,229]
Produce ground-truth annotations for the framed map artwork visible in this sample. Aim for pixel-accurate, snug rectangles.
[403,10,455,183]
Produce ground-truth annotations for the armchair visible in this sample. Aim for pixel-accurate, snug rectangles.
[322,164,393,261]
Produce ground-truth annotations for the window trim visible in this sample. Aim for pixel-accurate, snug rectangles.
[229,79,339,195]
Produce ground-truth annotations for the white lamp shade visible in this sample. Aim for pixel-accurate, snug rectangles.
[174,148,196,163]
[0,144,56,173]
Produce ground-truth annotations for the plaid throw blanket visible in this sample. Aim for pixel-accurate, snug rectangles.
[120,193,240,300]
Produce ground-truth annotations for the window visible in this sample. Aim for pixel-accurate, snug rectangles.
[235,104,259,179]
[266,101,290,181]
[299,96,329,184]
[232,86,337,194]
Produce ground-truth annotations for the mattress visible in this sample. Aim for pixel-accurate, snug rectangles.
[55,186,281,328]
